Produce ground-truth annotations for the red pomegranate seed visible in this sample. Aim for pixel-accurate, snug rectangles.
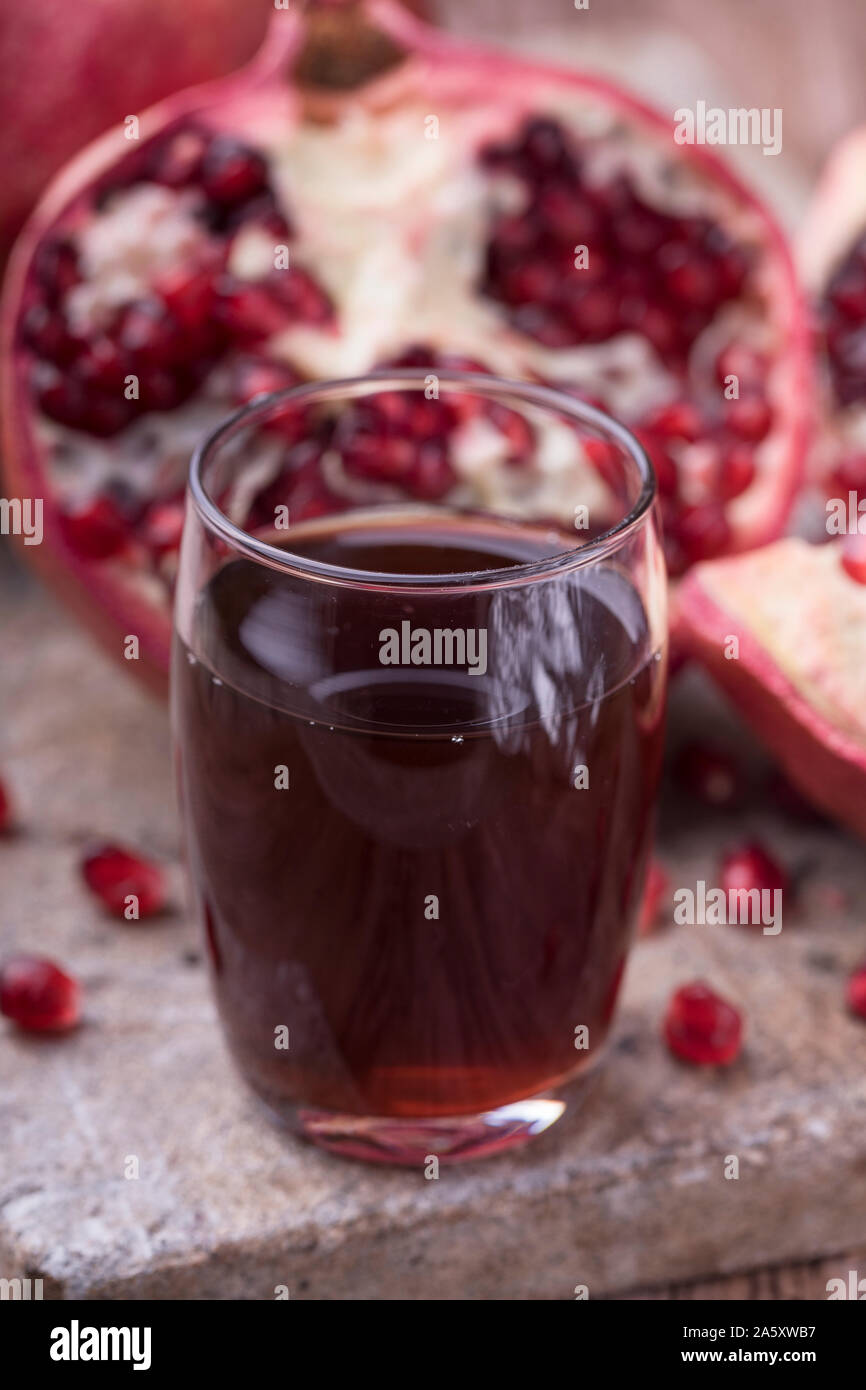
[832,451,866,499]
[828,263,866,321]
[118,297,184,364]
[638,860,669,936]
[659,242,724,308]
[644,400,704,442]
[0,777,12,833]
[664,980,743,1065]
[232,356,299,404]
[0,955,80,1033]
[201,136,268,206]
[81,843,167,919]
[20,302,80,363]
[715,343,767,390]
[500,261,560,307]
[847,963,866,1020]
[718,443,757,500]
[408,441,456,501]
[147,128,207,188]
[720,841,788,910]
[32,236,81,303]
[726,392,772,442]
[841,530,866,585]
[156,265,217,330]
[672,502,732,564]
[59,495,130,560]
[139,499,186,556]
[674,742,745,808]
[537,185,602,245]
[563,285,619,341]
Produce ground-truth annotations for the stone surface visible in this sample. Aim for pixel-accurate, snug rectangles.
[2,558,866,1300]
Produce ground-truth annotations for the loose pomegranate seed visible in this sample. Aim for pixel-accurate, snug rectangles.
[847,963,866,1020]
[0,777,12,833]
[59,495,130,560]
[720,841,788,914]
[841,530,866,585]
[638,860,668,936]
[664,981,743,1065]
[0,955,80,1033]
[674,742,745,809]
[81,843,167,918]
[201,135,268,206]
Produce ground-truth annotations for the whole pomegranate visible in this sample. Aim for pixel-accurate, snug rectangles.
[0,0,811,690]
[0,0,273,268]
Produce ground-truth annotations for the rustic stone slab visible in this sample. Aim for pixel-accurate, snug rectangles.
[2,568,866,1300]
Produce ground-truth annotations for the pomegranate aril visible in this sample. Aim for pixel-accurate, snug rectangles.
[726,392,772,443]
[81,843,167,918]
[537,185,602,245]
[658,240,724,308]
[0,955,80,1033]
[847,962,866,1020]
[20,302,79,363]
[32,236,80,303]
[488,403,533,463]
[840,530,866,585]
[0,777,12,833]
[720,840,787,904]
[563,285,619,341]
[674,742,745,809]
[520,116,574,175]
[500,261,560,307]
[644,400,704,443]
[201,135,268,206]
[828,262,866,321]
[718,443,757,500]
[147,128,207,187]
[715,344,768,390]
[410,441,457,500]
[664,981,743,1066]
[140,498,186,556]
[118,298,185,365]
[156,265,218,330]
[59,495,130,560]
[672,503,732,565]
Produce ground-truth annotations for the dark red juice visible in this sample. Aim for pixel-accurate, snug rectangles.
[173,512,666,1119]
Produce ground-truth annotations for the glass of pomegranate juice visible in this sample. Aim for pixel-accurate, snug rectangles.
[172,370,667,1164]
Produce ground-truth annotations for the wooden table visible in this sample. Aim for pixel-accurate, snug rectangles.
[2,556,865,1299]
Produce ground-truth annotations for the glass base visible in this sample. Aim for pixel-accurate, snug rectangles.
[256,1061,604,1165]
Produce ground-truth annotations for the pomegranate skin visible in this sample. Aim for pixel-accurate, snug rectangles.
[678,539,866,840]
[0,2,813,693]
[0,0,271,267]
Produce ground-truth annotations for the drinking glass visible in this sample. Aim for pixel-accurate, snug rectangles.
[172,370,667,1165]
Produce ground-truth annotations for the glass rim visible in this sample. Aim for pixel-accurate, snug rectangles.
[188,369,657,591]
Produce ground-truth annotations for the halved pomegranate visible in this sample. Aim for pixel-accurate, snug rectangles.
[1,1,811,690]
[800,128,866,505]
[677,537,866,839]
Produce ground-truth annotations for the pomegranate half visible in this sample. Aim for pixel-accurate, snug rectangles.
[1,0,812,690]
[676,537,866,839]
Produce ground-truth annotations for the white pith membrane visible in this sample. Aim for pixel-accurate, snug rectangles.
[24,71,796,602]
[695,538,866,749]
